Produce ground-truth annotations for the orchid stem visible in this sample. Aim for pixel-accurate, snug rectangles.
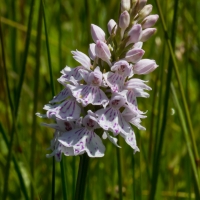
[75,154,90,200]
[116,138,123,200]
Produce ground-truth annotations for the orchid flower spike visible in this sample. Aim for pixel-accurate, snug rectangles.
[37,0,159,160]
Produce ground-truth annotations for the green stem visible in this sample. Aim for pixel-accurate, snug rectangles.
[72,157,76,199]
[75,154,90,200]
[58,0,62,71]
[132,156,135,200]
[2,0,35,198]
[155,0,199,163]
[149,1,179,199]
[171,83,200,196]
[116,139,123,200]
[0,22,14,118]
[42,0,55,97]
[60,159,68,200]
[0,123,29,200]
[30,1,42,199]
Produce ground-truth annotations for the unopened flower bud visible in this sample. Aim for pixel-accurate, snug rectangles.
[133,59,158,74]
[126,24,142,46]
[133,42,143,49]
[95,40,111,66]
[91,24,106,43]
[121,0,131,12]
[138,0,147,11]
[142,14,159,29]
[88,43,96,60]
[107,19,117,35]
[119,11,130,30]
[140,28,156,42]
[119,11,130,38]
[138,4,153,21]
[125,48,145,63]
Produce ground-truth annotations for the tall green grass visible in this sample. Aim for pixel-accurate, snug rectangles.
[1,0,200,199]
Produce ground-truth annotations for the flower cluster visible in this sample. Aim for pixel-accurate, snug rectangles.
[37,0,158,161]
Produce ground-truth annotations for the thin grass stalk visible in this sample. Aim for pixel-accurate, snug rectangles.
[75,154,90,200]
[58,0,62,71]
[138,133,142,200]
[72,157,76,199]
[41,0,55,96]
[41,1,56,199]
[57,2,68,197]
[14,0,35,118]
[116,138,123,200]
[132,155,135,200]
[43,0,68,197]
[140,138,150,182]
[148,75,158,162]
[0,123,29,200]
[60,158,68,200]
[149,1,179,199]
[0,21,14,117]
[30,1,43,199]
[155,0,199,163]
[152,43,166,167]
[171,83,200,197]
[10,0,17,73]
[2,0,35,198]
[151,40,167,191]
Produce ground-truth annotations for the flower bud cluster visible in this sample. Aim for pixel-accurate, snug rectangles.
[37,0,159,160]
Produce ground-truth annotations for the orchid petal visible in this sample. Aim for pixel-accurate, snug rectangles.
[71,50,91,70]
[86,133,105,157]
[45,99,81,120]
[103,72,125,92]
[68,84,109,108]
[49,87,71,103]
[103,131,121,148]
[88,43,96,60]
[96,107,132,135]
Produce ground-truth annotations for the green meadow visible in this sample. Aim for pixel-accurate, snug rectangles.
[1,0,200,199]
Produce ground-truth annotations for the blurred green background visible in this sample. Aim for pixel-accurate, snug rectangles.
[1,0,200,199]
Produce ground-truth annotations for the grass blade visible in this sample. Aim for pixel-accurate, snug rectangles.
[75,154,90,200]
[116,139,123,200]
[41,0,55,97]
[149,0,179,199]
[2,0,35,198]
[30,1,43,199]
[0,123,29,200]
[41,1,56,199]
[171,83,200,197]
[155,0,199,162]
[42,1,68,199]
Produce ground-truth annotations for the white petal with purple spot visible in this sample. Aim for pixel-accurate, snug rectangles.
[68,84,109,108]
[102,132,121,148]
[96,107,132,135]
[103,72,125,92]
[45,99,81,120]
[49,87,71,103]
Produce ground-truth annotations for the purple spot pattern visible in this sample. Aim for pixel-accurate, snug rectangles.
[46,99,81,120]
[70,85,108,107]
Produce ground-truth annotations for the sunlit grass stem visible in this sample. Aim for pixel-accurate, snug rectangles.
[155,0,199,163]
[171,83,200,197]
[149,0,179,199]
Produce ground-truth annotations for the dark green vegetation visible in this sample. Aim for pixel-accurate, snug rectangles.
[1,0,200,199]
